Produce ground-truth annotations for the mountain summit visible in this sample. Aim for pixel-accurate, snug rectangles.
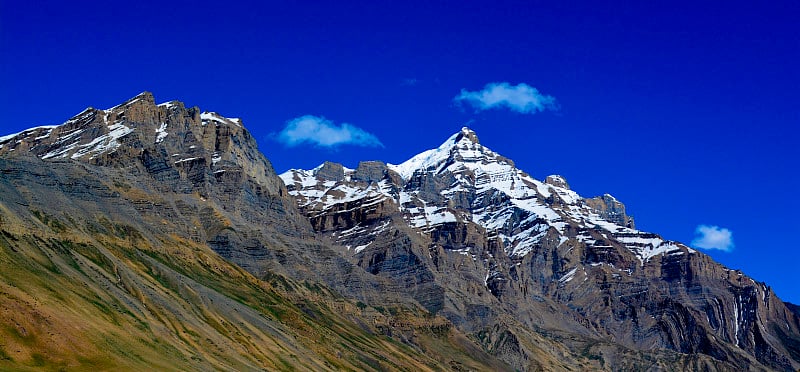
[2,94,799,371]
[453,126,481,144]
[283,127,800,370]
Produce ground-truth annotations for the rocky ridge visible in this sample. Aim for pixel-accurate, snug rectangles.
[0,92,430,306]
[0,93,469,370]
[0,92,284,197]
[281,127,800,371]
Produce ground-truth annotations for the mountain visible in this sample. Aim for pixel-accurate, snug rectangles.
[281,127,800,370]
[0,93,506,371]
[1,93,798,371]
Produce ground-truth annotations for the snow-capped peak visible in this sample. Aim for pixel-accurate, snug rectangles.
[454,126,480,144]
[282,127,695,264]
[387,126,497,180]
[0,92,249,163]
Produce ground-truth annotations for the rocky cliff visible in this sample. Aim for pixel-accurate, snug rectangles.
[281,127,800,371]
[0,93,516,370]
[0,92,393,297]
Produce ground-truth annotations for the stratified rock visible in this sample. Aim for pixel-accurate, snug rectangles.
[585,193,636,229]
[281,126,800,371]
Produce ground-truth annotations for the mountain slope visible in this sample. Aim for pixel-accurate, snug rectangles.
[0,94,510,371]
[2,94,798,370]
[281,127,800,371]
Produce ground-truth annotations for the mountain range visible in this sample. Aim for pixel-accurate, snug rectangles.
[1,92,798,371]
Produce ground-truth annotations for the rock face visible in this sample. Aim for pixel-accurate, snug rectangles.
[2,93,515,370]
[2,96,800,371]
[0,92,312,255]
[0,92,286,197]
[0,159,508,371]
[585,193,636,229]
[0,92,410,307]
[315,161,346,181]
[281,127,800,371]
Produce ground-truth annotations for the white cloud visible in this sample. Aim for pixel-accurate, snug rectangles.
[454,82,558,114]
[276,115,383,148]
[691,225,734,252]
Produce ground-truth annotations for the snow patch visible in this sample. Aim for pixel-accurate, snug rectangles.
[354,241,373,253]
[559,267,578,283]
[0,125,58,145]
[201,112,242,127]
[174,157,201,164]
[155,123,168,143]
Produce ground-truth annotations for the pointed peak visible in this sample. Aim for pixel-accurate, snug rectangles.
[134,91,154,99]
[454,126,480,144]
[106,91,156,111]
[124,91,155,105]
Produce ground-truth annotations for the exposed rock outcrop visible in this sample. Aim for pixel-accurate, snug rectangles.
[282,126,800,371]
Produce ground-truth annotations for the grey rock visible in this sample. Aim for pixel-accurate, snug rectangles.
[585,193,636,229]
[314,161,345,181]
[282,126,800,371]
[545,174,570,189]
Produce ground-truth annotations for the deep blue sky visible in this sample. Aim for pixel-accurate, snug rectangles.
[2,1,798,302]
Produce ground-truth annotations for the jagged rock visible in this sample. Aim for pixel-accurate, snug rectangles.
[314,161,345,181]
[545,174,570,189]
[281,126,800,371]
[585,193,636,229]
[353,161,387,183]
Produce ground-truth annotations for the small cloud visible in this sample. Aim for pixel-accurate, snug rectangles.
[401,78,419,86]
[276,115,383,148]
[454,82,558,114]
[691,225,734,252]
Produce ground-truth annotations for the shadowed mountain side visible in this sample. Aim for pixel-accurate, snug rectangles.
[0,155,512,371]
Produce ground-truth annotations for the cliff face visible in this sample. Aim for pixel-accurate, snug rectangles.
[281,127,800,371]
[2,95,799,371]
[1,92,287,204]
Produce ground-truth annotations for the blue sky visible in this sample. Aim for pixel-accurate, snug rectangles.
[2,0,798,303]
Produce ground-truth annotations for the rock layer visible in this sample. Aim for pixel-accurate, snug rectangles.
[282,127,800,371]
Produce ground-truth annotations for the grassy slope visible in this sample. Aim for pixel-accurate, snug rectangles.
[0,211,507,371]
